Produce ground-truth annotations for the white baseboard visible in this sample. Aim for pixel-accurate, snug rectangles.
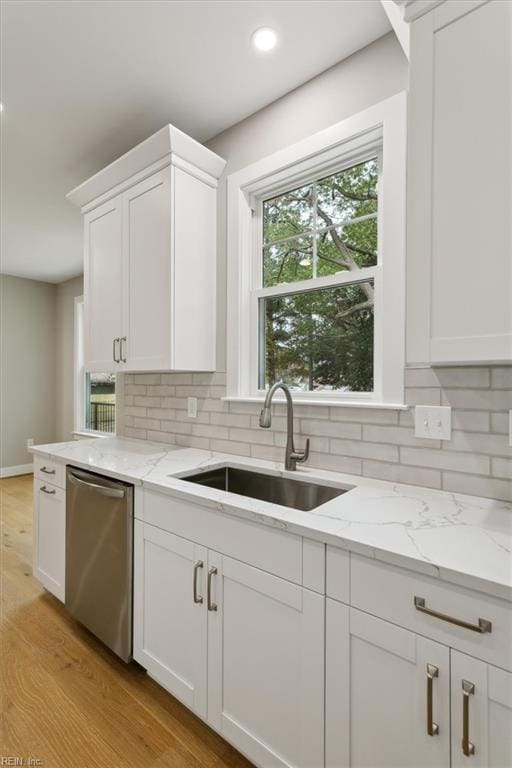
[0,463,33,478]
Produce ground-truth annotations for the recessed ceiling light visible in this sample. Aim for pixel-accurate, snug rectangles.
[252,27,278,52]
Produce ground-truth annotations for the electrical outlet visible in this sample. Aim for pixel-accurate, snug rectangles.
[26,438,34,449]
[187,397,198,418]
[414,406,451,440]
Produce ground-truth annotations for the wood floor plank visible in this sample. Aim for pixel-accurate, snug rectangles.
[0,475,253,768]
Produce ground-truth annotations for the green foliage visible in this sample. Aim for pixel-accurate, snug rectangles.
[261,159,377,392]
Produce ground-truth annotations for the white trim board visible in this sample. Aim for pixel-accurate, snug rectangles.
[226,92,407,407]
[0,463,33,478]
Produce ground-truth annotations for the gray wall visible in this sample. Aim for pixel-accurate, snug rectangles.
[207,32,408,369]
[0,275,57,468]
[55,275,84,442]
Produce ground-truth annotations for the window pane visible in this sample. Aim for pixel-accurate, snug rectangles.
[263,236,314,288]
[260,281,374,393]
[316,159,378,225]
[317,218,377,278]
[85,373,116,433]
[263,184,313,245]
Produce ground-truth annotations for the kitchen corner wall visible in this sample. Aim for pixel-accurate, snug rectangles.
[118,367,511,502]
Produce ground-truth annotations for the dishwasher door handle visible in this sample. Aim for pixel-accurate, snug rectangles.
[68,471,126,499]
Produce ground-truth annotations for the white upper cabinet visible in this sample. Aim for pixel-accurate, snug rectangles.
[83,198,123,371]
[407,0,512,364]
[68,125,226,373]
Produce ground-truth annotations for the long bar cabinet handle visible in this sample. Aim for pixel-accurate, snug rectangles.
[207,566,218,612]
[193,560,204,604]
[120,337,127,363]
[414,597,492,634]
[426,664,439,736]
[113,337,120,363]
[462,680,475,757]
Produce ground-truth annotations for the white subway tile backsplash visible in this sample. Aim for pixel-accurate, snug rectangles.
[301,419,362,440]
[442,472,511,502]
[331,439,399,463]
[491,412,509,434]
[400,447,490,475]
[491,367,512,389]
[491,457,512,480]
[442,389,511,411]
[119,365,512,502]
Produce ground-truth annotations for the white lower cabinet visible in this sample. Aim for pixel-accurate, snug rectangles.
[451,651,512,768]
[134,520,324,768]
[326,599,512,768]
[33,478,65,601]
[207,552,324,768]
[133,521,208,718]
[326,600,450,768]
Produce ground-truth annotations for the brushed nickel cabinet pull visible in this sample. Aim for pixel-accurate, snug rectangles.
[40,486,56,495]
[414,597,492,634]
[40,466,56,475]
[193,560,204,604]
[120,337,127,363]
[113,337,120,363]
[207,566,218,612]
[462,679,475,757]
[426,664,439,736]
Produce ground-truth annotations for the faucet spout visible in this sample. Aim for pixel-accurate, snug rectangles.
[259,381,310,471]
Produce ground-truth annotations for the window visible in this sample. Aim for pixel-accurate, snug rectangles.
[260,159,378,393]
[226,93,406,406]
[74,297,116,434]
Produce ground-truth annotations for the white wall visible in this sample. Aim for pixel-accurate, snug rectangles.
[55,275,84,441]
[206,32,408,369]
[0,275,57,470]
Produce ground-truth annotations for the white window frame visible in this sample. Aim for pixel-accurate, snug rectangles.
[73,295,114,437]
[226,92,407,408]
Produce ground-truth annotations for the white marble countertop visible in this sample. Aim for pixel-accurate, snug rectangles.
[30,436,512,602]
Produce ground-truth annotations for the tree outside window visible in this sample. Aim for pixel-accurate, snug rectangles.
[260,158,378,393]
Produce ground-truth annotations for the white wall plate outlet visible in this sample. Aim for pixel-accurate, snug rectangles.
[187,397,198,418]
[26,438,34,449]
[414,405,451,440]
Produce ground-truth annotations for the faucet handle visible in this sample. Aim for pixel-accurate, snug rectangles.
[296,438,310,464]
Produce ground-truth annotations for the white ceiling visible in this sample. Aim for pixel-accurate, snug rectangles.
[0,0,391,283]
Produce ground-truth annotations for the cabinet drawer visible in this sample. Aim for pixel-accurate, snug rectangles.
[34,456,66,489]
[351,554,512,672]
[139,489,302,584]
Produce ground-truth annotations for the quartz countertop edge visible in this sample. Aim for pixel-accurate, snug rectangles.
[30,436,512,603]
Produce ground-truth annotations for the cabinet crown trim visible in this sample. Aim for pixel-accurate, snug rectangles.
[67,124,226,208]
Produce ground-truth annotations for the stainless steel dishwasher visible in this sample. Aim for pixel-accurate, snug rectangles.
[66,466,134,662]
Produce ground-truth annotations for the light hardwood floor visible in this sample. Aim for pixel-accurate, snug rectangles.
[0,474,253,768]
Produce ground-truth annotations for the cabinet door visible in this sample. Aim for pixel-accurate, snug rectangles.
[207,553,324,768]
[84,197,123,371]
[408,0,512,364]
[451,650,512,768]
[133,520,207,718]
[430,0,512,363]
[326,603,450,768]
[122,169,172,371]
[33,480,65,601]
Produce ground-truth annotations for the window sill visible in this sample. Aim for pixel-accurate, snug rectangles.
[72,430,113,440]
[222,396,409,410]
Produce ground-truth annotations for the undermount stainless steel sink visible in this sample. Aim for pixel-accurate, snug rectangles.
[180,465,353,512]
